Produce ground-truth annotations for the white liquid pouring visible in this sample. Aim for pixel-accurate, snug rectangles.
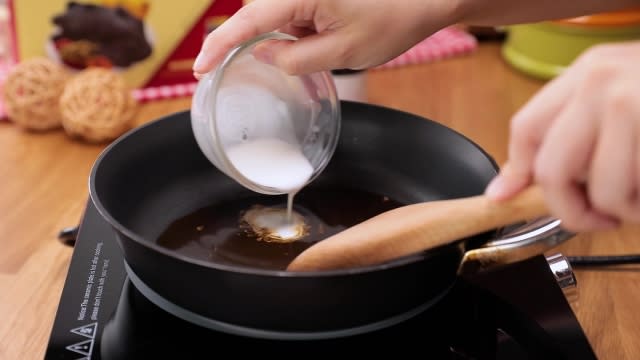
[226,137,313,223]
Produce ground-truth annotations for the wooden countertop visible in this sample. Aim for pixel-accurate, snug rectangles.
[1,43,638,359]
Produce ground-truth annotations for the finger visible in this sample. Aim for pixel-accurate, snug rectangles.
[193,0,302,74]
[278,22,317,38]
[589,78,640,223]
[250,23,318,72]
[630,83,640,223]
[588,84,638,222]
[253,32,356,74]
[534,94,618,232]
[636,105,640,216]
[635,112,640,221]
[484,162,531,201]
[486,69,578,200]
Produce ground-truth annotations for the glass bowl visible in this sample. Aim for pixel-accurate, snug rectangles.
[191,32,341,195]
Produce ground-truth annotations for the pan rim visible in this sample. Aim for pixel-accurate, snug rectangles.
[88,101,499,278]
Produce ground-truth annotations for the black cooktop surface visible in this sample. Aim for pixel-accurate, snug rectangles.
[44,201,597,359]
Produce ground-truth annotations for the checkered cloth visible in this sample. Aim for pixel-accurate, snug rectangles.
[373,26,477,70]
[0,26,477,117]
[132,82,198,103]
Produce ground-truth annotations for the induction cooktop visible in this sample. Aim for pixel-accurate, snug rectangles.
[45,200,597,359]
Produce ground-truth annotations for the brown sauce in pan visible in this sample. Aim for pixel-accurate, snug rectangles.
[156,188,404,271]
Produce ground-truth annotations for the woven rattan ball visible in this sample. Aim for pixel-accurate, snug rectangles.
[2,58,69,131]
[60,68,137,143]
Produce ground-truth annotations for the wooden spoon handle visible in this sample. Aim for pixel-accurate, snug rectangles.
[449,184,548,235]
[287,185,548,272]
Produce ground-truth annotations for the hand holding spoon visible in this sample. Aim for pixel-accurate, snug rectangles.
[287,185,549,272]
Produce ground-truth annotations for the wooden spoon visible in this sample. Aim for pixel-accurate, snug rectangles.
[287,184,549,272]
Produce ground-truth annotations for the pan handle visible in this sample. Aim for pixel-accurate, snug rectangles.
[457,217,575,275]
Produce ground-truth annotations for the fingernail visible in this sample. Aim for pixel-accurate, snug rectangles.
[193,51,207,72]
[253,46,274,65]
[485,176,506,199]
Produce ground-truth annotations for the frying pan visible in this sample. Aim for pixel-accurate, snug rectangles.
[89,101,573,340]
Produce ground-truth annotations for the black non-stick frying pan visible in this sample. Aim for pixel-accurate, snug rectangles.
[89,101,572,340]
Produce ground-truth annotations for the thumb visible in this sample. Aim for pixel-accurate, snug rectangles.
[253,34,353,75]
[484,161,533,201]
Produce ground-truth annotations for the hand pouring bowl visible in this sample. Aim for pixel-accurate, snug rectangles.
[89,101,574,340]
